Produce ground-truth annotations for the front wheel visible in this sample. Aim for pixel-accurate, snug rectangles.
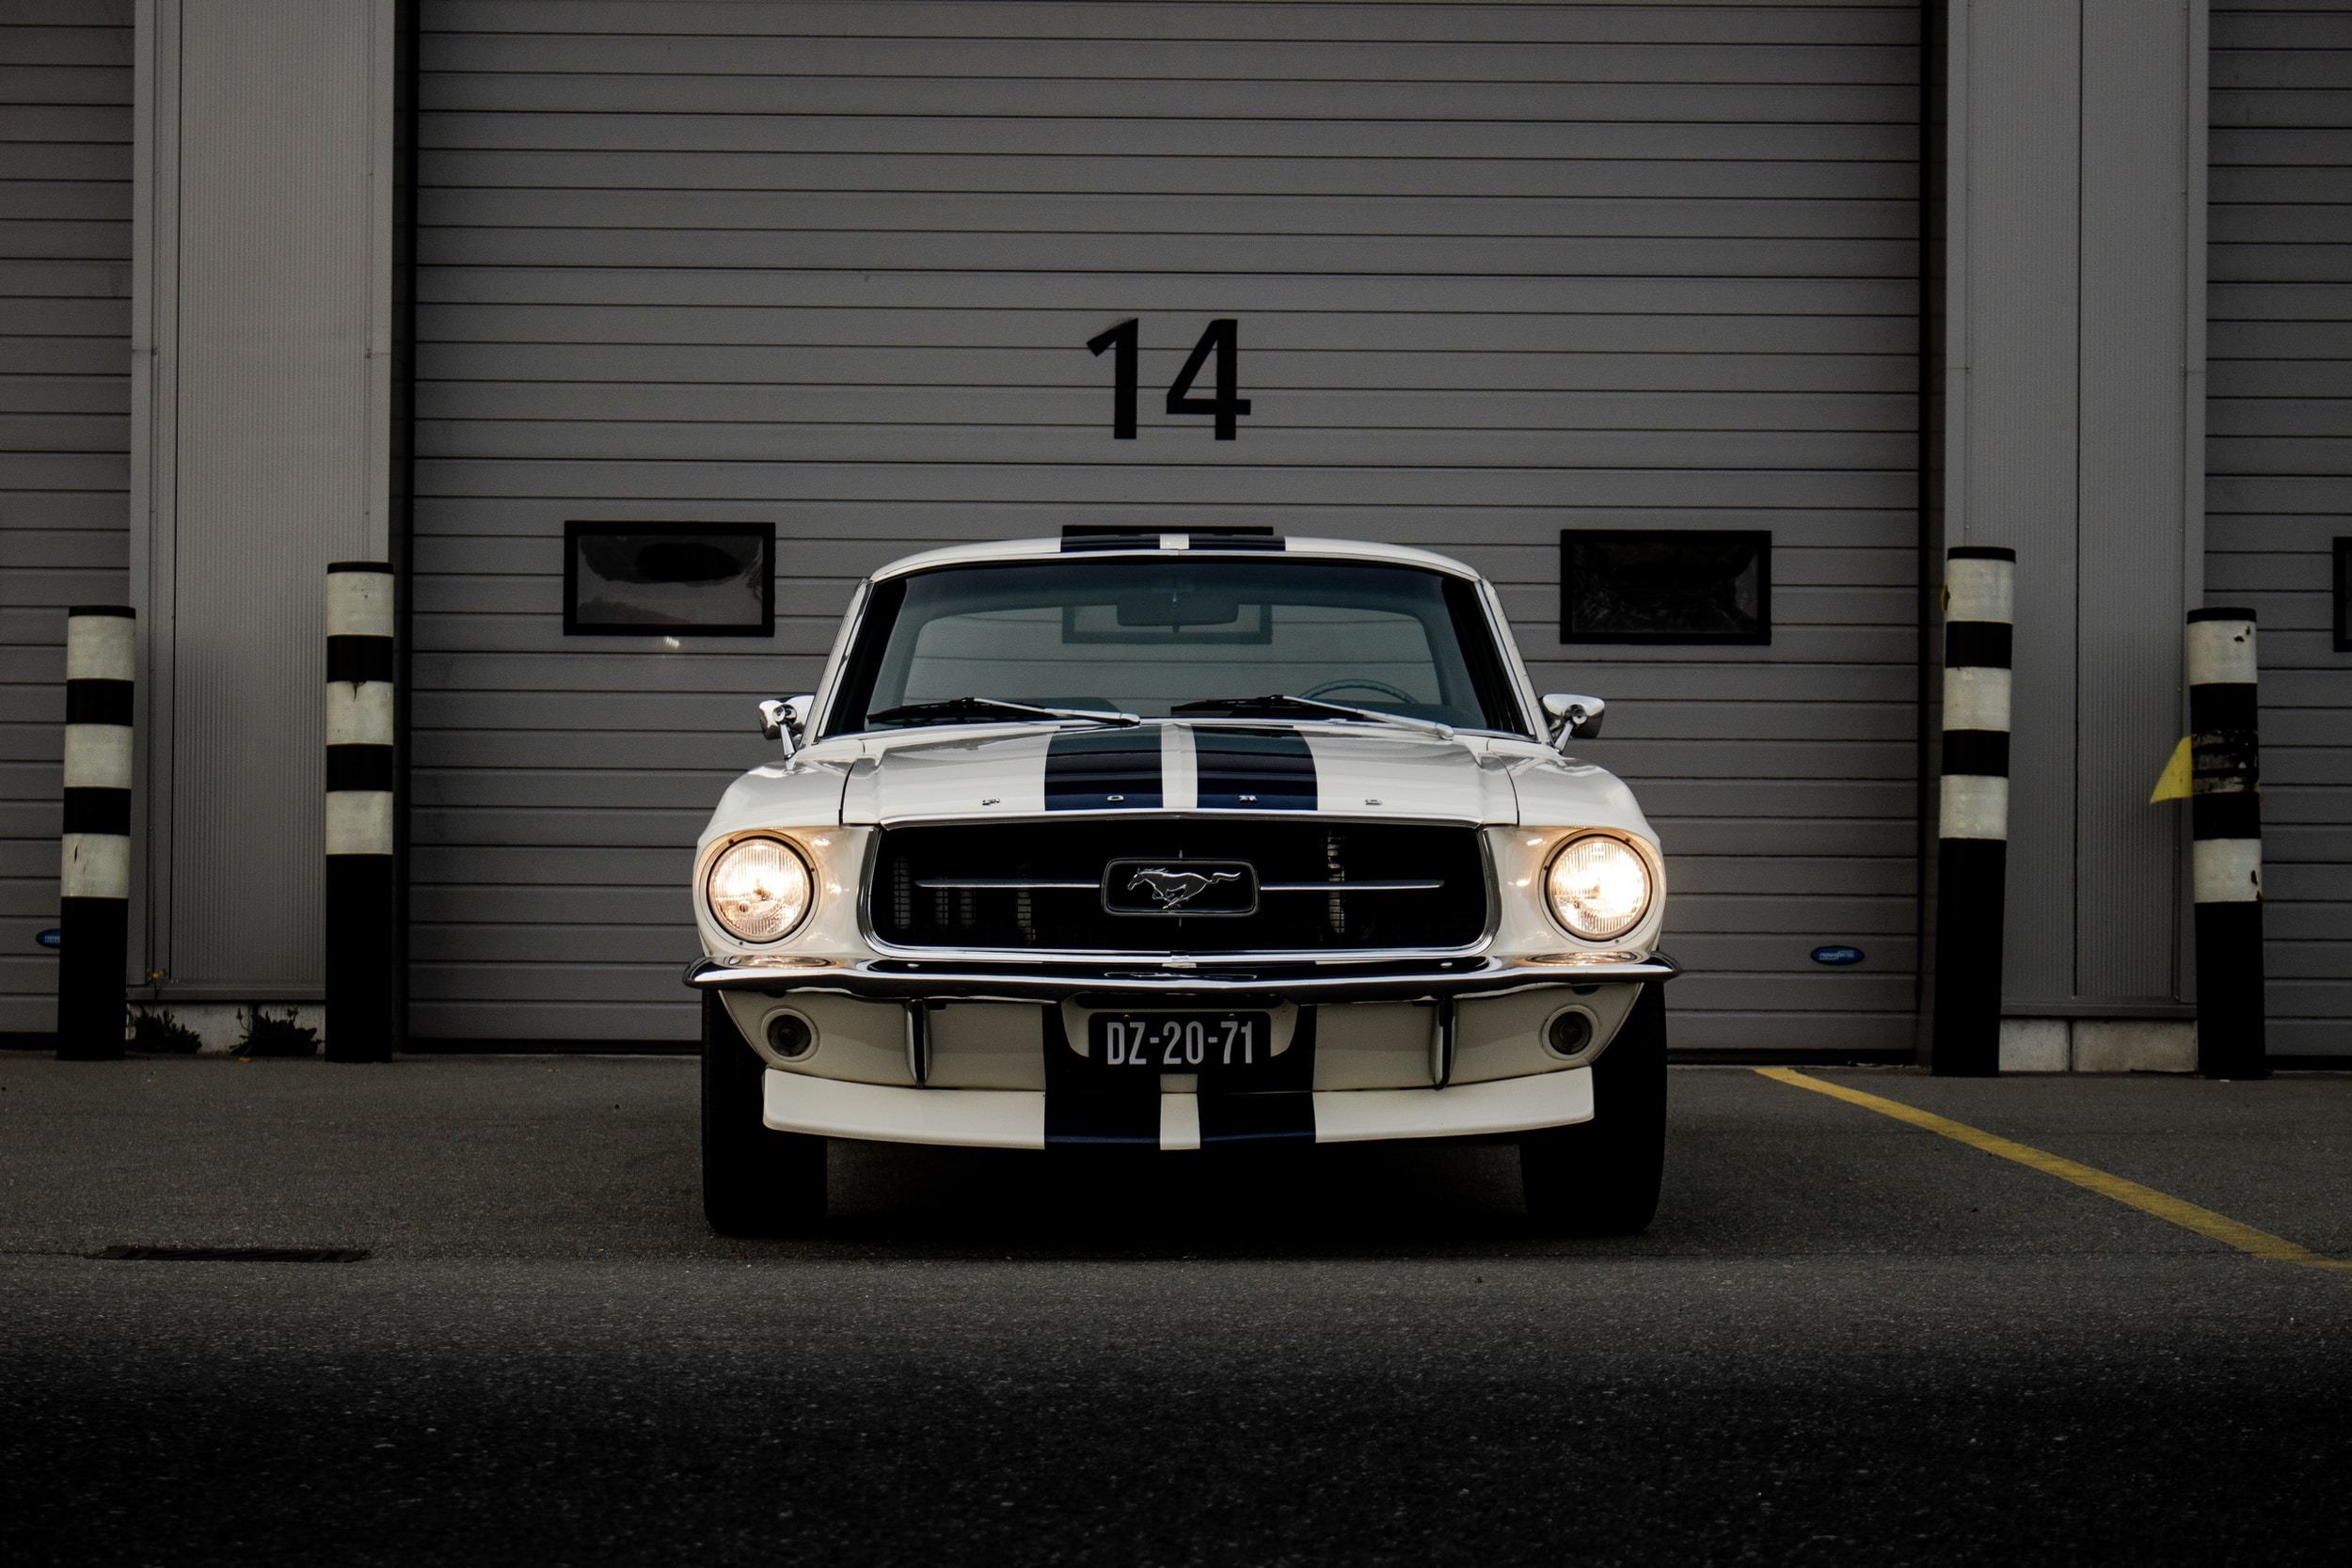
[701,991,827,1236]
[1518,983,1668,1235]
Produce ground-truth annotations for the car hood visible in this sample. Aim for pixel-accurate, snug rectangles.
[835,721,1510,827]
[700,721,1658,845]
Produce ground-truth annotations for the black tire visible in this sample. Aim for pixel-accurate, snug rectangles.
[1518,983,1668,1235]
[701,991,827,1236]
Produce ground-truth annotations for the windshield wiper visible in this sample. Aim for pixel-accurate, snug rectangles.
[866,696,1141,729]
[1168,693,1454,739]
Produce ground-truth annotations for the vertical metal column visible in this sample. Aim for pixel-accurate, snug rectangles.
[56,607,135,1060]
[1931,546,2016,1077]
[2185,608,2266,1080]
[325,563,396,1063]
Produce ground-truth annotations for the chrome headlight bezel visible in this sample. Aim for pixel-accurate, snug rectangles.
[705,834,816,944]
[1543,832,1654,943]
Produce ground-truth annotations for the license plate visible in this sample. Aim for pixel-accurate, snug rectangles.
[1089,1011,1271,1072]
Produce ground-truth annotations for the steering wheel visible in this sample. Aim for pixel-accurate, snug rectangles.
[1300,677,1416,705]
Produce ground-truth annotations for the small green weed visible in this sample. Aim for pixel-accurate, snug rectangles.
[127,1006,202,1054]
[238,1006,319,1058]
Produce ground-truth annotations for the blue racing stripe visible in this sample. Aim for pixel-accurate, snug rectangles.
[1199,1007,1317,1144]
[1044,727,1165,811]
[1041,1006,1160,1146]
[1193,726,1317,812]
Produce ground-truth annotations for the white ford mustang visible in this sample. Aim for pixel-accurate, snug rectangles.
[687,531,1677,1234]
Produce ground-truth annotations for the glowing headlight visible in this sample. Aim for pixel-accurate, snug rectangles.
[707,836,813,943]
[1545,834,1652,942]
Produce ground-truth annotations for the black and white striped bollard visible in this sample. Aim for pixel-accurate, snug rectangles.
[326,562,396,1063]
[57,606,135,1060]
[2186,608,2266,1080]
[1931,546,2014,1078]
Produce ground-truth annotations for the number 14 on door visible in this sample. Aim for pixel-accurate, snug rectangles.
[1086,318,1252,440]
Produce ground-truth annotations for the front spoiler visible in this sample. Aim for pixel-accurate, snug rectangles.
[686,950,1677,1006]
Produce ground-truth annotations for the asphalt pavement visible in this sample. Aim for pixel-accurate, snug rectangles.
[3,1053,2349,1565]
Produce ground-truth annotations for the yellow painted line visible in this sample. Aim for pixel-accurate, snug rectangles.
[1756,1067,2352,1274]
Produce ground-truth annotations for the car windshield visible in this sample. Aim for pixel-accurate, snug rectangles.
[827,556,1530,736]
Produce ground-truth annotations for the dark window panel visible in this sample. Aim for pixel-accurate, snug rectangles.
[2337,537,2351,655]
[563,521,774,637]
[1559,529,1772,646]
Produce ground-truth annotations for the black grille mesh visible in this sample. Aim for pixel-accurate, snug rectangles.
[872,821,1486,953]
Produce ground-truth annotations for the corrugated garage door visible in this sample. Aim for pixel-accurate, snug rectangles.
[0,3,133,1037]
[2207,1,2350,1061]
[413,0,1923,1049]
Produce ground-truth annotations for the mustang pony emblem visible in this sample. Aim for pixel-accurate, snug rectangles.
[1125,866,1244,911]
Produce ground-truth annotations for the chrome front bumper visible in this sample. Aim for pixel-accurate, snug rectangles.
[685,950,1678,1006]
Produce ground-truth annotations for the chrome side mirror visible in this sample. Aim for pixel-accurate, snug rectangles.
[755,694,816,758]
[756,700,794,756]
[1541,692,1606,748]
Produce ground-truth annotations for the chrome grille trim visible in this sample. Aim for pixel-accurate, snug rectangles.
[872,819,1489,956]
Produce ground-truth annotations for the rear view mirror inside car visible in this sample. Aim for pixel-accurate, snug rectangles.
[1114,589,1247,629]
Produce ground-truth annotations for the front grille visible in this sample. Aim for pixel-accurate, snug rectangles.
[872,821,1487,954]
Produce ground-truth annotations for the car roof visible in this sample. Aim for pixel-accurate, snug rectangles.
[867,532,1483,582]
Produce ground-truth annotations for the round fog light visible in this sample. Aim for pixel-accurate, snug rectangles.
[1546,1010,1594,1057]
[765,1012,815,1060]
